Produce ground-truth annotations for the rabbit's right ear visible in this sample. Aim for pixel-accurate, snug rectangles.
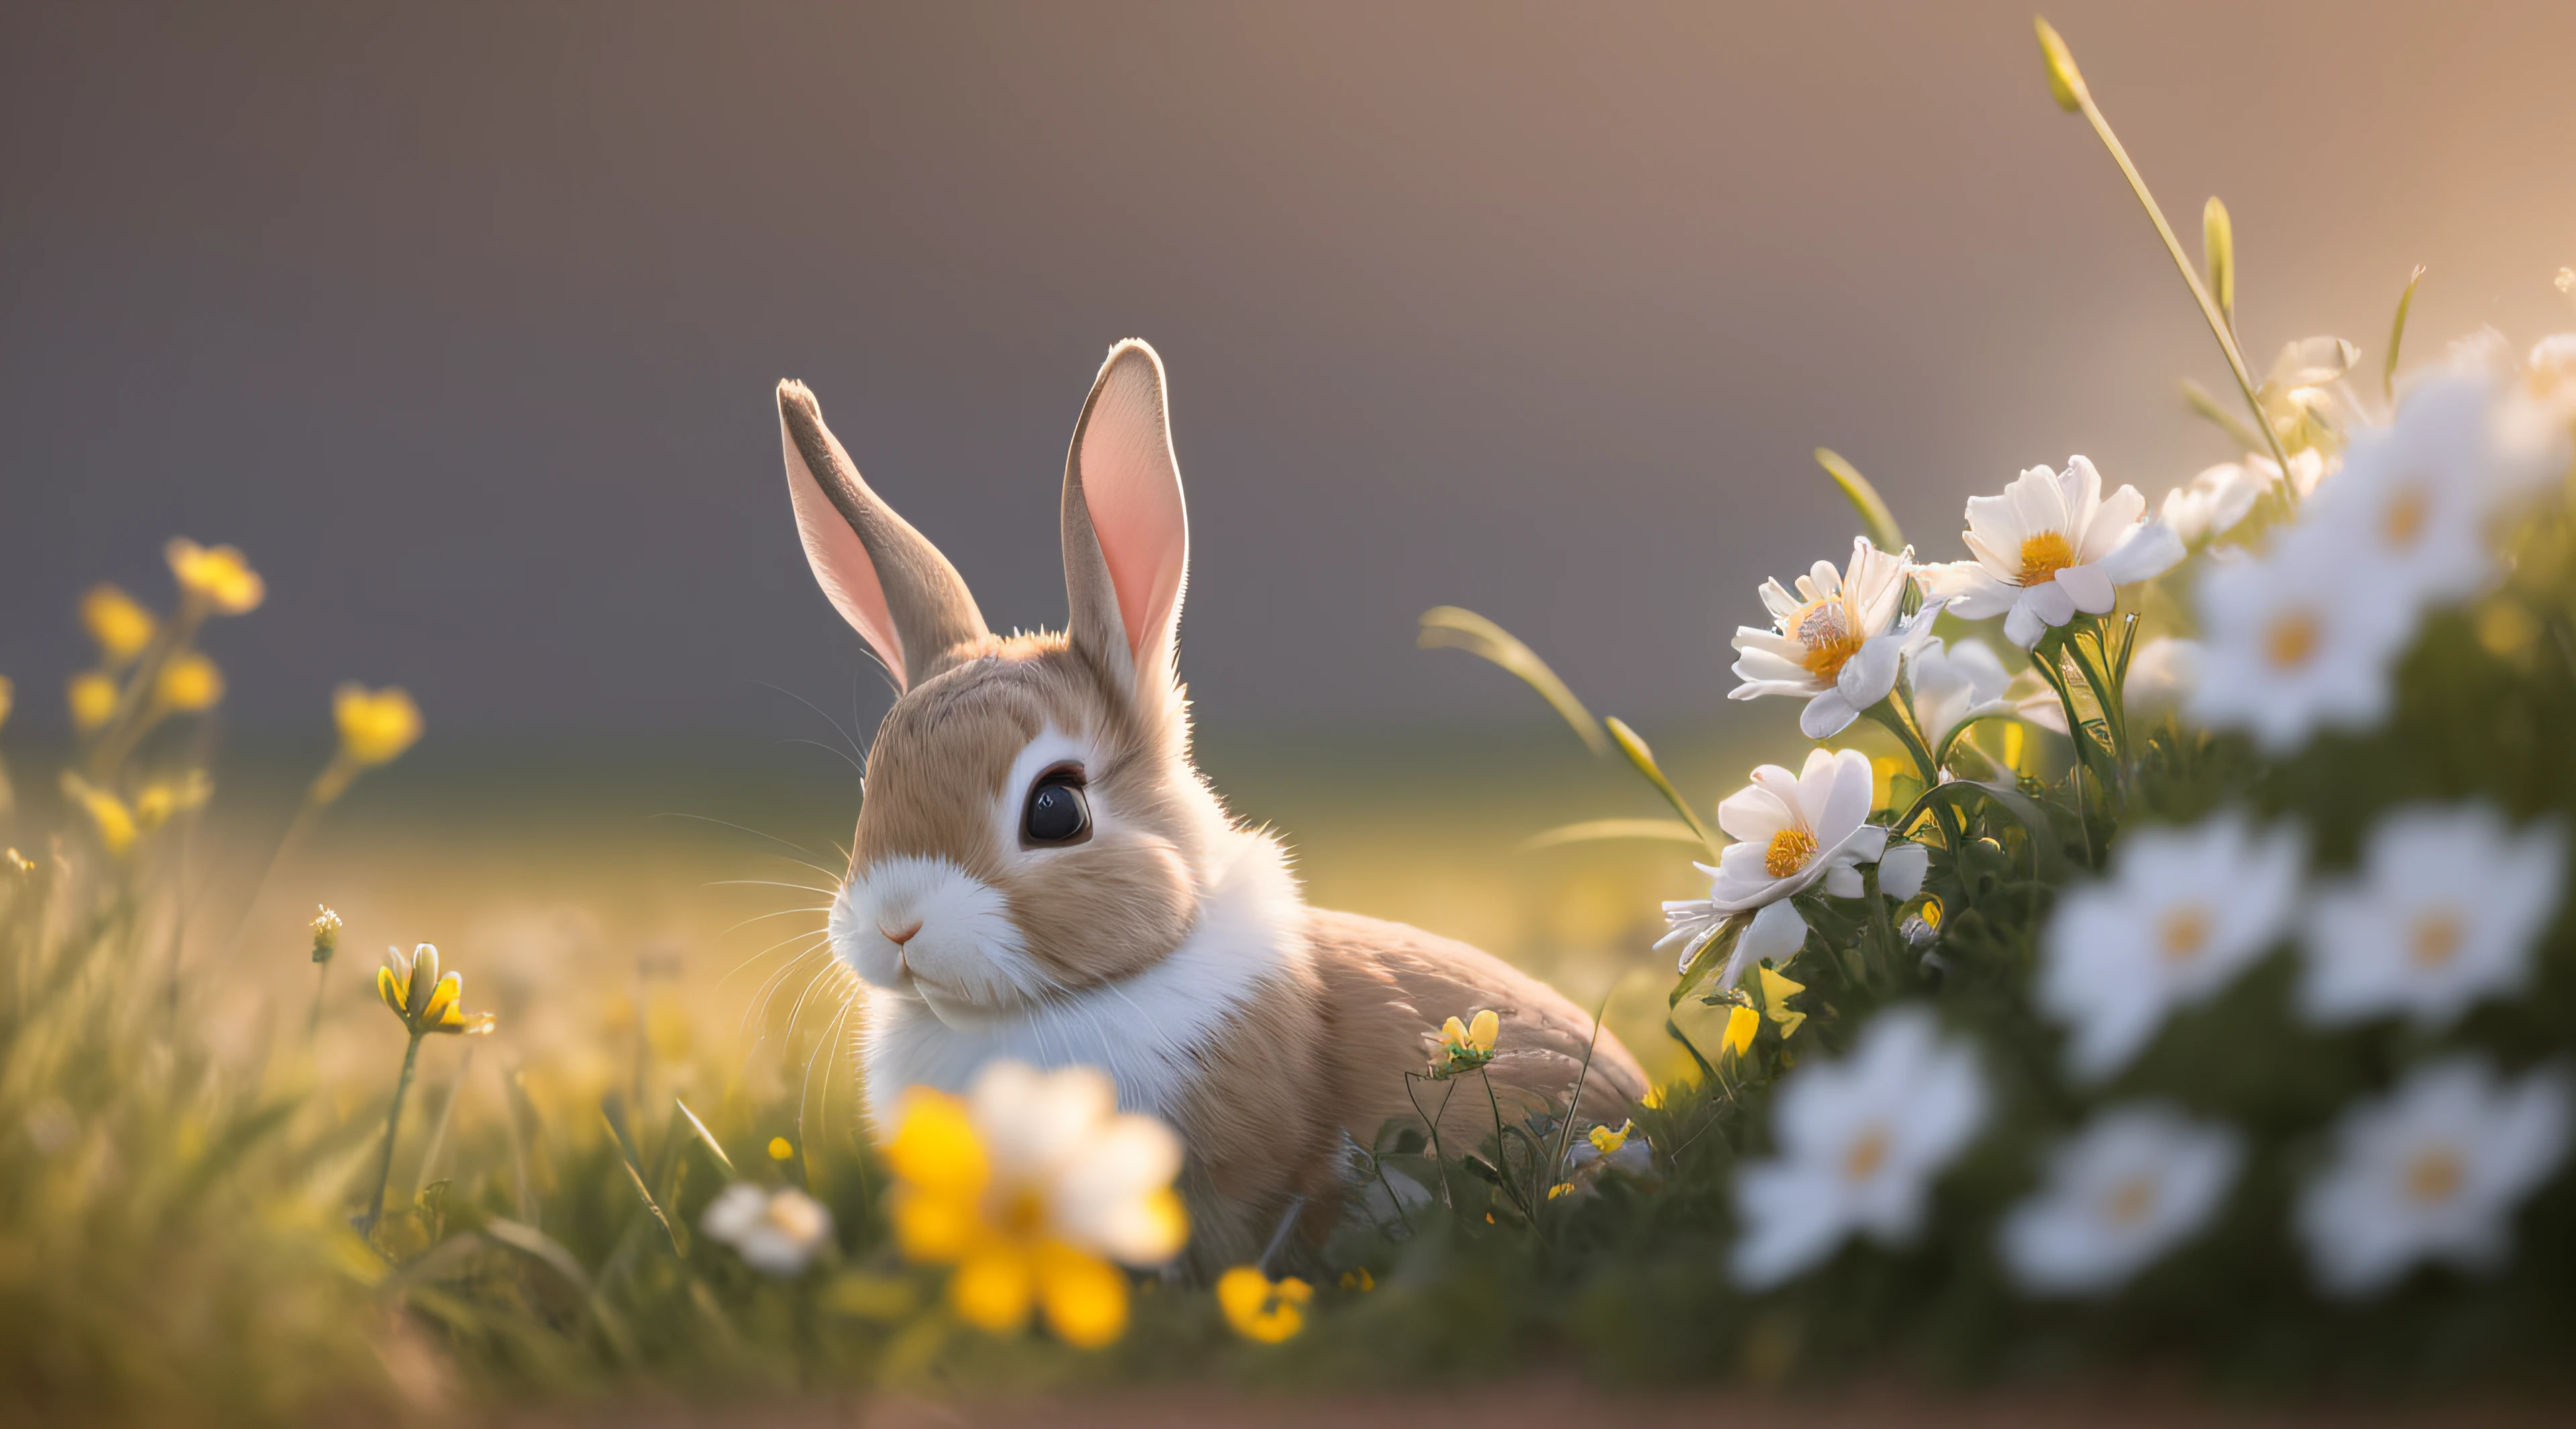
[776,381,988,690]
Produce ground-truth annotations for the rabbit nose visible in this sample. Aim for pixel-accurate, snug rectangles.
[881,919,923,947]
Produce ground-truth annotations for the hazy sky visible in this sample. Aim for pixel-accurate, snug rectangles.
[5,1,2572,741]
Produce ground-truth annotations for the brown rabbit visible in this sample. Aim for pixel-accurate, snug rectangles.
[777,340,1645,1267]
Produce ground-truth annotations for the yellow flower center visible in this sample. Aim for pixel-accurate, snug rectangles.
[2018,530,2076,586]
[1765,827,1819,879]
[2404,1146,2464,1206]
[1794,600,1867,680]
[2382,482,2430,547]
[2157,904,2212,964]
[996,1185,1050,1242]
[2104,1173,2157,1227]
[1842,1124,1891,1183]
[2408,909,2465,970]
[2264,610,2322,670]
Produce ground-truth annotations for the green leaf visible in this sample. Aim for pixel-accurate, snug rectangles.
[1517,817,1709,853]
[2179,378,2267,454]
[1417,606,1610,755]
[1813,448,1904,555]
[2384,264,2426,401]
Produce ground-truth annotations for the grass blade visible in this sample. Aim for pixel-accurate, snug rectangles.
[1605,719,1721,856]
[1418,607,1610,755]
[2384,264,2426,401]
[673,1096,737,1178]
[1813,448,1904,554]
[1518,818,1710,853]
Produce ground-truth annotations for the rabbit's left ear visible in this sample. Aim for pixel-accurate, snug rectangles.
[1063,339,1189,708]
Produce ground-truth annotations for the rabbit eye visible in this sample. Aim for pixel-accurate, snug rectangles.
[1022,766,1091,847]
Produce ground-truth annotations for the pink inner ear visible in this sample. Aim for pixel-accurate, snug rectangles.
[1081,356,1188,665]
[782,419,909,688]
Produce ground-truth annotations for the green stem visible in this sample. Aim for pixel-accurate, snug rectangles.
[307,962,329,1046]
[362,1032,424,1234]
[1866,698,1961,851]
[2061,55,2294,489]
[2061,622,2131,770]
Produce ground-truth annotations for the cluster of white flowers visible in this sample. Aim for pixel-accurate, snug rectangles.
[2017,801,2571,1293]
[2188,348,2576,753]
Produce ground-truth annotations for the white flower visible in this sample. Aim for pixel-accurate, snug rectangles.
[2298,804,2567,1030]
[702,1183,835,1276]
[2493,333,2576,496]
[2188,522,2416,755]
[1729,1008,1986,1289]
[1927,456,2185,648]
[2161,448,2328,546]
[962,1061,1187,1265]
[2302,376,2505,608]
[1908,635,2070,755]
[1657,747,1887,989]
[2298,1058,2573,1298]
[2122,636,2202,723]
[1998,1104,2243,1296]
[1878,841,1929,902]
[1731,537,1944,739]
[2037,811,2304,1083]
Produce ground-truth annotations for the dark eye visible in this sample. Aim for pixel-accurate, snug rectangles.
[1022,769,1091,847]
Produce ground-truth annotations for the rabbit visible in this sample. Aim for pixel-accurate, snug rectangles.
[773,339,1647,1268]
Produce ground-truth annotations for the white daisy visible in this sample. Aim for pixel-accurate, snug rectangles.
[2188,521,2417,754]
[1658,747,1888,989]
[1729,1008,1987,1289]
[2493,333,2576,497]
[1907,635,2072,755]
[2300,376,2505,608]
[2159,451,2324,547]
[1925,456,2184,649]
[1730,537,1944,739]
[1998,1104,2243,1296]
[2298,804,2567,1030]
[702,1183,835,1277]
[2121,636,2202,724]
[2037,811,2304,1083]
[2298,1058,2573,1297]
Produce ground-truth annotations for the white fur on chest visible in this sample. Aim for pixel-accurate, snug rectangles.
[851,831,1306,1131]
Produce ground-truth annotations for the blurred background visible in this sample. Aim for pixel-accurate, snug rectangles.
[5,1,2574,1082]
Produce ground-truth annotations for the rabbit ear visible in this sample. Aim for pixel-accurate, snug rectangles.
[1062,340,1189,708]
[777,380,988,690]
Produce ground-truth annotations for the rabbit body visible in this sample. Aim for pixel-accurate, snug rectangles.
[776,341,1644,1266]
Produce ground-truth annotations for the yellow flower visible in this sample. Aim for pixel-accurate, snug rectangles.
[1217,1266,1312,1344]
[1338,1267,1376,1292]
[1434,1008,1501,1075]
[376,943,494,1036]
[883,1063,1187,1349]
[59,773,136,855]
[1759,965,1807,1039]
[133,770,213,831]
[166,538,265,615]
[769,1136,794,1162]
[68,671,119,734]
[335,684,423,766]
[1589,1119,1635,1156]
[156,651,224,712]
[80,585,158,666]
[1722,1002,1759,1058]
